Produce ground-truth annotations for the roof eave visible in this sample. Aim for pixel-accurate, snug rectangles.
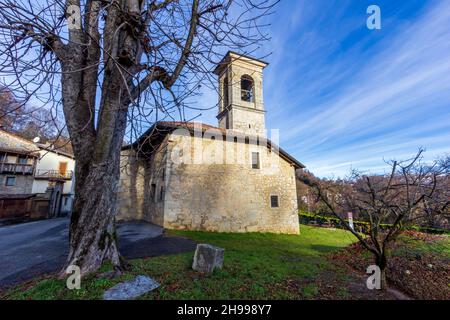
[125,121,306,169]
[213,51,269,75]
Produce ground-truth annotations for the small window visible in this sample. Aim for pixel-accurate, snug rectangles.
[17,156,27,164]
[251,152,260,169]
[241,75,254,102]
[161,170,165,182]
[64,197,69,206]
[151,183,156,202]
[0,153,5,162]
[270,195,279,208]
[160,186,165,201]
[5,176,15,186]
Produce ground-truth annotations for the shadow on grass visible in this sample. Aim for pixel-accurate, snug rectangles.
[309,244,344,253]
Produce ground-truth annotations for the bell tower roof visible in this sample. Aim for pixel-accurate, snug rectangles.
[213,51,268,76]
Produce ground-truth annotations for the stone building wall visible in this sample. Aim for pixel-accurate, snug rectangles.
[228,107,266,136]
[117,131,299,234]
[0,174,34,194]
[165,131,299,234]
[117,139,168,225]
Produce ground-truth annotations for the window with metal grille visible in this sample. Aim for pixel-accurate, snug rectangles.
[270,195,279,208]
[251,152,260,169]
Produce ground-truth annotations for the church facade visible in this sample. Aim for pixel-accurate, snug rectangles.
[117,52,304,234]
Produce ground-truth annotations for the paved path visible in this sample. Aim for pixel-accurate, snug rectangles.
[0,218,196,289]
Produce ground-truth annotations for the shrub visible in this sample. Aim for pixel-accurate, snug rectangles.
[298,211,449,235]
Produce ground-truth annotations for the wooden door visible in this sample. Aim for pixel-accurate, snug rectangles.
[59,161,68,176]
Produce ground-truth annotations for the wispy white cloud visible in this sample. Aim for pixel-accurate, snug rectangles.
[260,0,450,177]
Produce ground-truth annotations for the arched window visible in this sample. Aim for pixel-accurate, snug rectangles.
[241,75,254,102]
[222,76,229,109]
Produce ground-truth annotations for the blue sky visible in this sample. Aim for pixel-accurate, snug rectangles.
[9,0,449,178]
[196,0,450,178]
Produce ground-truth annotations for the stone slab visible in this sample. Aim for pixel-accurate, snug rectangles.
[192,243,225,273]
[103,275,160,300]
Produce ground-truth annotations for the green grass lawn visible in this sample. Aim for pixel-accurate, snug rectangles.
[2,225,357,300]
[393,233,450,259]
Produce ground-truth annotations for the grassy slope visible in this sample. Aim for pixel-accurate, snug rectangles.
[2,225,357,300]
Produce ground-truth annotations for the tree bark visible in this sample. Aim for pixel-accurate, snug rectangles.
[64,139,127,275]
[376,253,387,290]
[65,169,121,275]
[60,0,137,276]
[62,79,130,275]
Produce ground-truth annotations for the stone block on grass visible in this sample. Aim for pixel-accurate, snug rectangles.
[103,275,160,300]
[192,243,225,273]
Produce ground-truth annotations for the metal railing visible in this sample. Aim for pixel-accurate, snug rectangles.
[0,163,34,174]
[35,169,73,180]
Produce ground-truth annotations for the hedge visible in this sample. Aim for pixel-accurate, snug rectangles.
[299,211,449,235]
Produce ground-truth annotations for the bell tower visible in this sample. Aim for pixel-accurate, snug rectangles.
[214,51,268,136]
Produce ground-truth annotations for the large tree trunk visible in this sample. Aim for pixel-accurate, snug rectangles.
[59,0,190,276]
[65,163,123,275]
[61,68,130,275]
[62,85,130,275]
[59,0,138,276]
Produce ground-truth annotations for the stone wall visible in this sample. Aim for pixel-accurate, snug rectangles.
[117,131,300,234]
[164,132,299,234]
[117,140,168,225]
[227,106,266,136]
[0,174,34,194]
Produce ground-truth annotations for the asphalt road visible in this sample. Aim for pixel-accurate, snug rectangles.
[0,218,196,289]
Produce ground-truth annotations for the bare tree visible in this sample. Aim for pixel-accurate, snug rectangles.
[298,149,450,289]
[420,155,450,229]
[0,0,278,275]
[1,85,65,143]
[0,86,24,131]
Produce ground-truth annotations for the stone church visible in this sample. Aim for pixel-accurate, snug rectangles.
[117,52,304,234]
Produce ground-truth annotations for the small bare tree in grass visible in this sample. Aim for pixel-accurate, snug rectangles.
[298,149,450,290]
[0,0,278,276]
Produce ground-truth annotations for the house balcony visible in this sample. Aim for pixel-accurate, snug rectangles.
[34,169,73,181]
[0,163,35,175]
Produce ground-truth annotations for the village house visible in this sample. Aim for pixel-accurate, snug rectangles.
[118,52,304,234]
[0,130,75,221]
[32,142,75,215]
